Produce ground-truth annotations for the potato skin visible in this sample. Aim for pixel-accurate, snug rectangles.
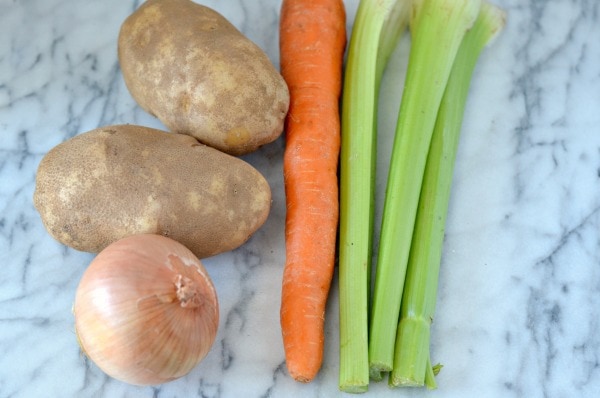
[33,124,272,258]
[118,0,290,156]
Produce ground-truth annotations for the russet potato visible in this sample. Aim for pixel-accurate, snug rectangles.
[33,124,272,259]
[118,0,290,156]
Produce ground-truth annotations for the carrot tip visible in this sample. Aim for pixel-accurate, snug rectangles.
[287,362,318,383]
[293,375,312,383]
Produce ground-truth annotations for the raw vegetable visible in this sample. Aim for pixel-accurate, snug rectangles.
[278,0,346,383]
[369,0,482,375]
[33,124,271,259]
[73,234,219,386]
[118,0,289,156]
[390,2,506,388]
[338,0,411,391]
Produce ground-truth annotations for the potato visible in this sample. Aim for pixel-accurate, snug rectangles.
[33,124,272,259]
[118,0,290,156]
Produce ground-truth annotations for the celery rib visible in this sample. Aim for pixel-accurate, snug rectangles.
[368,0,482,374]
[338,0,410,392]
[390,2,507,388]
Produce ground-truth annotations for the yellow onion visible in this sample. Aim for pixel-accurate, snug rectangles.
[73,234,219,386]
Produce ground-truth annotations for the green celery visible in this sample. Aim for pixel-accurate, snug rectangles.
[389,2,506,388]
[338,0,410,392]
[369,0,482,374]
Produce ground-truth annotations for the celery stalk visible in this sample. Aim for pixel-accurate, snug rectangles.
[390,2,506,388]
[338,0,410,392]
[369,0,482,374]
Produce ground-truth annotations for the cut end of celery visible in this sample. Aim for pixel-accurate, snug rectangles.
[369,360,392,373]
[369,367,385,382]
[339,383,369,394]
[388,376,424,388]
[368,361,392,385]
[388,361,441,389]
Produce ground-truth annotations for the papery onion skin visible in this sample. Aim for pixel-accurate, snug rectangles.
[73,234,219,386]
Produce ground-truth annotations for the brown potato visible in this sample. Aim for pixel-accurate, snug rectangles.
[118,0,290,156]
[33,124,272,259]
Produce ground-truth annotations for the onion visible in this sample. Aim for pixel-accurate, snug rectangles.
[73,234,219,386]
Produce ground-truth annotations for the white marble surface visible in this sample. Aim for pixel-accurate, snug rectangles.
[1,0,599,397]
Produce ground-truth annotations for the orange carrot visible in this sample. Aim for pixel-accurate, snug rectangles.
[279,0,346,383]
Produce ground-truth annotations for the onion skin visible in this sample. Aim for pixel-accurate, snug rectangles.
[73,234,219,386]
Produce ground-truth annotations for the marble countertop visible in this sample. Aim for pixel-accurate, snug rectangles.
[1,0,599,397]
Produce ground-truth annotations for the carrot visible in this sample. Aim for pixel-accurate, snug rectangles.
[278,0,347,383]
